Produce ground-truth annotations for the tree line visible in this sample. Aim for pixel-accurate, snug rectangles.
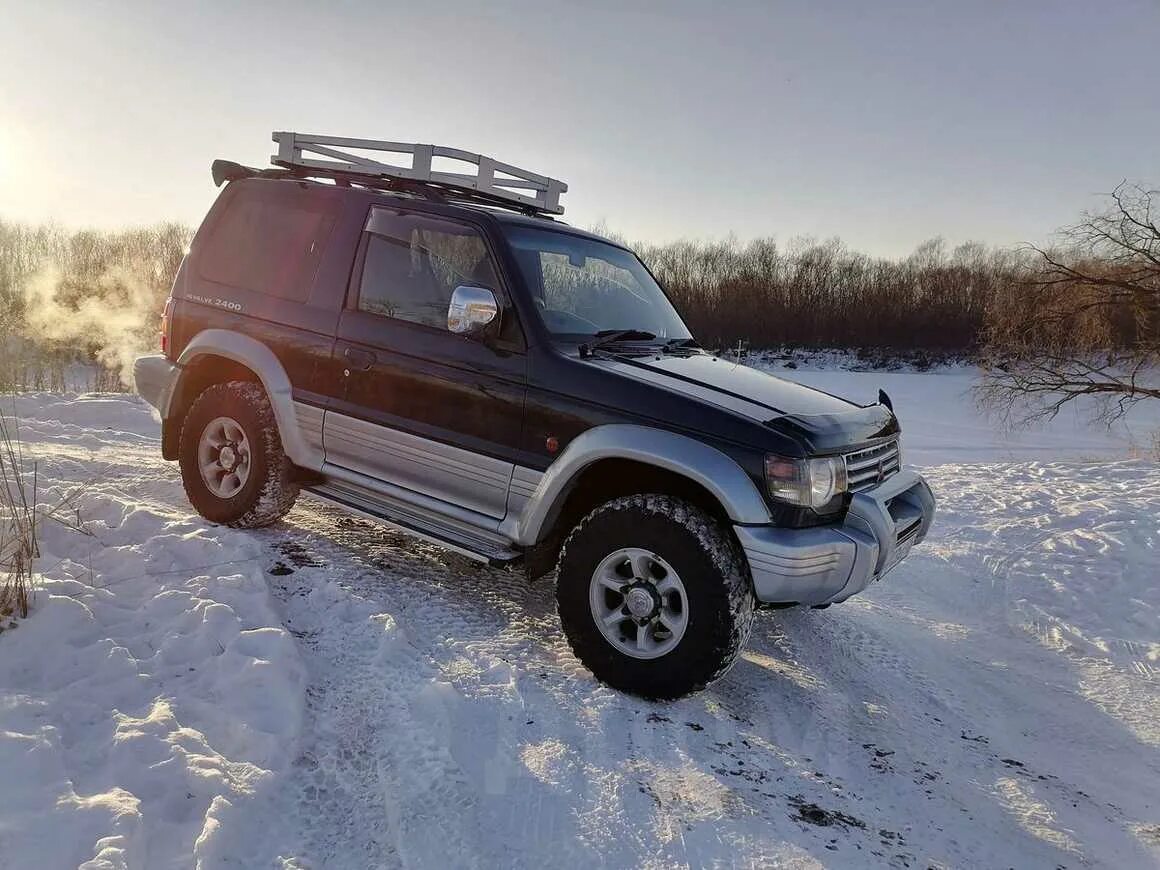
[636,234,1025,352]
[0,218,1055,363]
[0,220,190,390]
[1,183,1155,424]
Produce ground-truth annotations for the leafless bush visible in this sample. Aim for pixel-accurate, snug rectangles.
[978,183,1159,425]
[635,235,1029,353]
[0,337,71,392]
[0,219,191,390]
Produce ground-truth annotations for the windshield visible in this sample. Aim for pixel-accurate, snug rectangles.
[505,226,692,341]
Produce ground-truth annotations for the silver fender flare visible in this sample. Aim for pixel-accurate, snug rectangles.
[501,424,772,546]
[175,329,323,470]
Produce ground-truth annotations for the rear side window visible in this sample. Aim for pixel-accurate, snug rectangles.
[198,186,334,301]
[357,210,498,329]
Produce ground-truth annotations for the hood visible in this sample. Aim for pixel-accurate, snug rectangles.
[592,352,898,452]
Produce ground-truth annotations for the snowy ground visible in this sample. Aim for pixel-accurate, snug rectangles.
[1,370,1158,869]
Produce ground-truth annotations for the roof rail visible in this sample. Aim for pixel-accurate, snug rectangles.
[270,132,568,215]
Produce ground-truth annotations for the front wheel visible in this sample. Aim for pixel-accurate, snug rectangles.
[556,495,755,699]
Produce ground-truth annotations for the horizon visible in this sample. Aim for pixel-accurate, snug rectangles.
[2,1,1158,258]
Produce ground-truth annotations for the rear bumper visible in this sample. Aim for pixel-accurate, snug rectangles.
[736,470,936,606]
[132,354,180,417]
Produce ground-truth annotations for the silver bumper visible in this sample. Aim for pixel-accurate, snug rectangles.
[132,354,180,417]
[736,469,936,606]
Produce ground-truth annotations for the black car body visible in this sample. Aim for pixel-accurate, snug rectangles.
[134,136,935,697]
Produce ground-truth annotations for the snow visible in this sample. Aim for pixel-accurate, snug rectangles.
[0,395,305,869]
[748,355,1160,465]
[2,373,1158,869]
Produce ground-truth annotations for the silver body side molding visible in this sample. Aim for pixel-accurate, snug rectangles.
[296,402,325,456]
[323,411,513,519]
[505,466,544,520]
[174,329,325,470]
[500,424,772,546]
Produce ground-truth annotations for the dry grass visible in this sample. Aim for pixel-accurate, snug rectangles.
[0,408,37,619]
[0,402,90,623]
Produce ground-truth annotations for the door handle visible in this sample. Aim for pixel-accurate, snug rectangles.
[343,347,376,371]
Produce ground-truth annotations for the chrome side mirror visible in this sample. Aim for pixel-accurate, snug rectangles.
[447,285,499,335]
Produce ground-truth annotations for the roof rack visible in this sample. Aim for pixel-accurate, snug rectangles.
[270,132,567,215]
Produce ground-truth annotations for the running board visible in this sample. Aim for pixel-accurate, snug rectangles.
[306,481,523,567]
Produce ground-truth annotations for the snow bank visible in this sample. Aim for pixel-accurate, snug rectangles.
[0,397,305,870]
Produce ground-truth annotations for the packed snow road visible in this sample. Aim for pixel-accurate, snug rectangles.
[1,375,1158,868]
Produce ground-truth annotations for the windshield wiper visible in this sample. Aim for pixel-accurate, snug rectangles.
[661,337,701,354]
[579,329,656,358]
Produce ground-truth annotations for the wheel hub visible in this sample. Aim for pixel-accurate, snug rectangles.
[218,444,237,471]
[625,585,658,618]
[197,416,251,499]
[588,547,689,660]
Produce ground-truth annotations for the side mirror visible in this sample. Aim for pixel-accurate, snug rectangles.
[447,285,499,336]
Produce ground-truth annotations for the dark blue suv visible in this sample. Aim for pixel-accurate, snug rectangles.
[134,133,935,697]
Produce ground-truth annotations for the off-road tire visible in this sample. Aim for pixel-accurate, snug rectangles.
[556,494,755,699]
[178,381,300,528]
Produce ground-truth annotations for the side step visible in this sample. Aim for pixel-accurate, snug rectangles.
[306,481,523,567]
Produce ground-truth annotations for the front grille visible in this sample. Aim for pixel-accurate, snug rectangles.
[844,439,900,493]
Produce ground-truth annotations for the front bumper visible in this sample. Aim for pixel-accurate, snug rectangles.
[132,354,180,417]
[735,469,936,606]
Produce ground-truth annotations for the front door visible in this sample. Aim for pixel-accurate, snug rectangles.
[324,207,527,519]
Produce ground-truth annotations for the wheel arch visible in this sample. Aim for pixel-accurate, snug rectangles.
[166,329,321,468]
[506,424,771,550]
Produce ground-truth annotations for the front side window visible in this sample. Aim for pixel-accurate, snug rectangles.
[357,210,499,329]
[506,226,691,341]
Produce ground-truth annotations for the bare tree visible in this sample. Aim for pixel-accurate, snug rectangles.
[978,183,1160,425]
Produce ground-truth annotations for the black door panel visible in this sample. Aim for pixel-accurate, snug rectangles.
[327,310,527,517]
[322,210,530,518]
[333,311,525,451]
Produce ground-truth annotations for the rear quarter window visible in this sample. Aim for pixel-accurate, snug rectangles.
[197,185,335,302]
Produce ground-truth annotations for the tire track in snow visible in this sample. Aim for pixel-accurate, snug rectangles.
[242,463,1158,869]
[250,502,608,868]
[256,502,809,867]
[245,529,504,867]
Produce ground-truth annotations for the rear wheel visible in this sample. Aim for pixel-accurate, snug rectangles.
[178,381,299,528]
[556,494,755,699]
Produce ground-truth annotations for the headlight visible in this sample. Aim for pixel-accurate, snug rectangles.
[764,454,848,510]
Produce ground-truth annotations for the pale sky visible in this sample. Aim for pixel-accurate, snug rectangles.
[1,0,1158,257]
